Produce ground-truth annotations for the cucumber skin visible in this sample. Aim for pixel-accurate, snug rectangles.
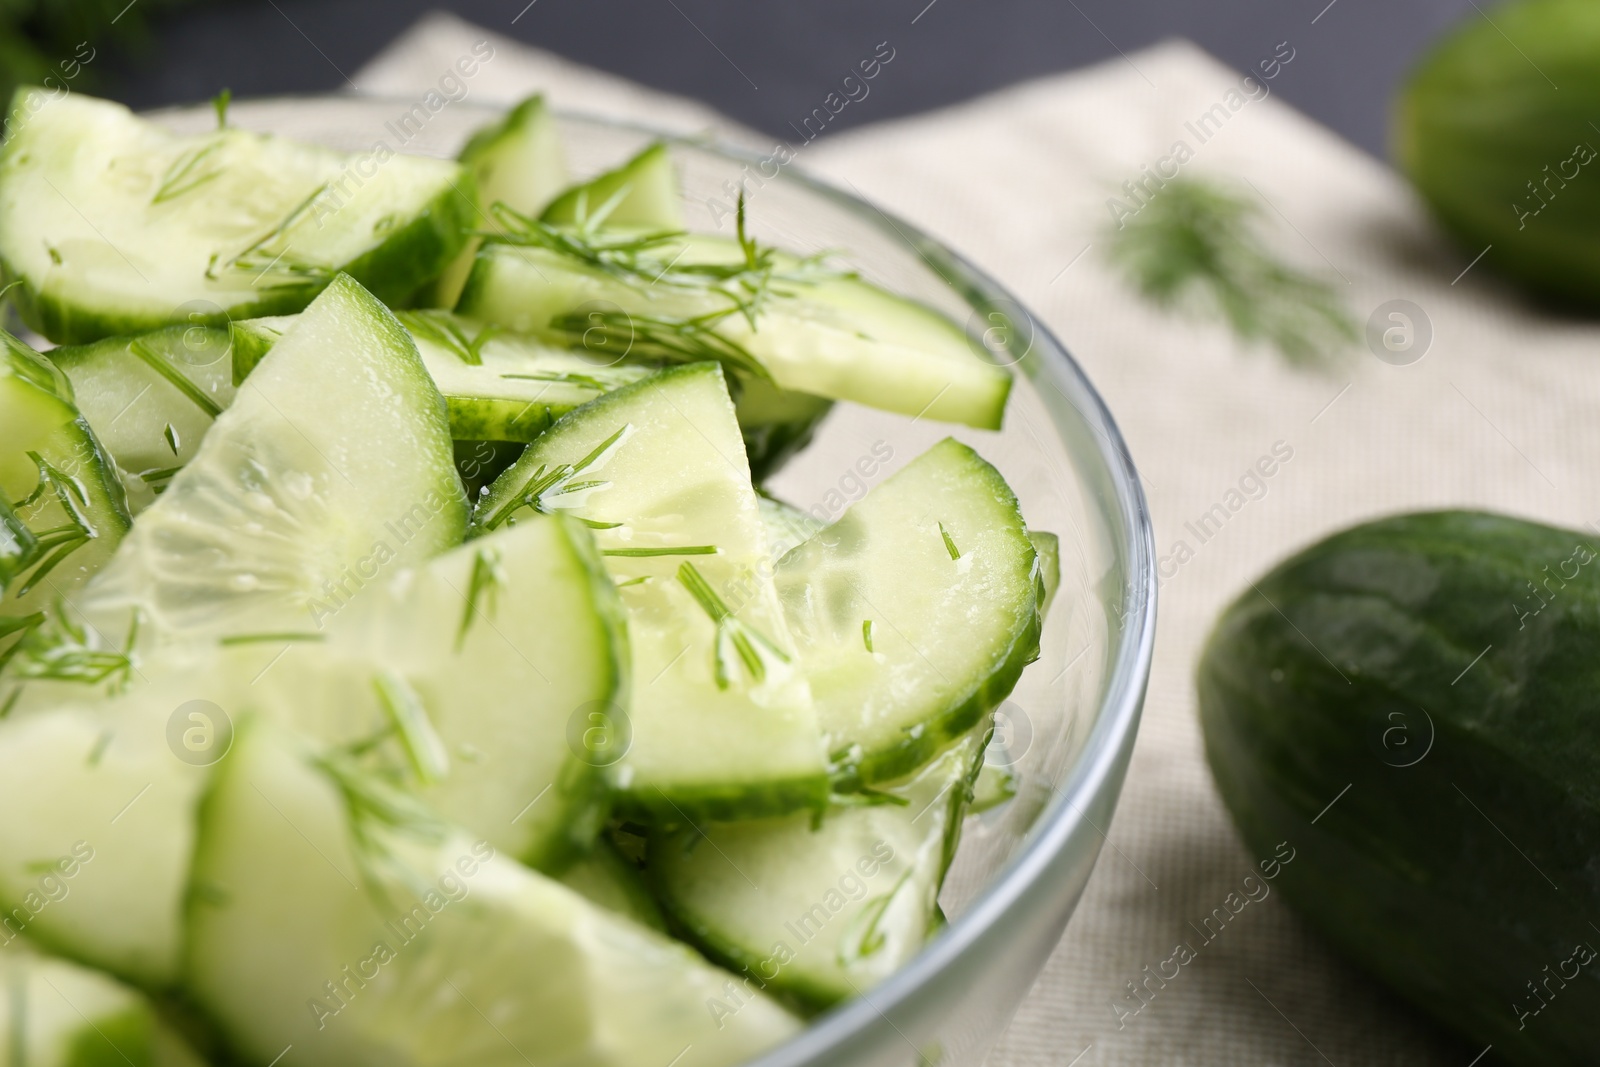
[1198,511,1600,1065]
[3,180,475,346]
[1396,0,1600,308]
[813,447,1043,793]
[536,514,633,874]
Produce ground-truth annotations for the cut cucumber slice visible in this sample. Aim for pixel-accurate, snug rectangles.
[757,493,824,562]
[185,719,801,1067]
[233,310,654,442]
[312,512,628,872]
[45,324,237,510]
[775,438,1040,787]
[77,274,466,646]
[1029,530,1061,619]
[0,676,215,988]
[0,89,472,344]
[0,329,131,647]
[474,363,828,821]
[0,944,205,1067]
[649,727,989,1008]
[557,839,667,932]
[428,95,568,309]
[737,377,833,482]
[457,233,1011,429]
[396,310,653,441]
[540,141,683,230]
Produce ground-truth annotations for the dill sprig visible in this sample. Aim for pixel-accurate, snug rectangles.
[397,309,499,367]
[373,670,450,786]
[455,546,506,649]
[4,451,100,601]
[482,424,630,531]
[1104,176,1356,368]
[676,560,789,690]
[6,602,138,692]
[499,368,636,393]
[315,749,448,905]
[487,190,844,377]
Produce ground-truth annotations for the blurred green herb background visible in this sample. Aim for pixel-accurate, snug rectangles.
[1104,176,1358,369]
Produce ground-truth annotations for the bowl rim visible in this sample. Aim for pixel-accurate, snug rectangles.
[152,93,1160,1065]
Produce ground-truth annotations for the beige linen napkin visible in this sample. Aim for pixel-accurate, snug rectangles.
[359,15,1594,1065]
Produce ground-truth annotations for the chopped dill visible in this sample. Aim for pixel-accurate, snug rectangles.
[677,560,789,689]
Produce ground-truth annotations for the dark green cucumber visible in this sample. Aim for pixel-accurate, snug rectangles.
[1198,510,1600,1066]
[1396,0,1600,307]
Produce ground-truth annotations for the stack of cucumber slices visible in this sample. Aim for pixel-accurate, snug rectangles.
[0,87,1058,1067]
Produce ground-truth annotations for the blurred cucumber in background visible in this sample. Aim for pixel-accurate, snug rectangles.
[0,0,199,107]
[1397,0,1600,307]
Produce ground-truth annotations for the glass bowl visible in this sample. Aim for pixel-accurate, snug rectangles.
[150,94,1157,1067]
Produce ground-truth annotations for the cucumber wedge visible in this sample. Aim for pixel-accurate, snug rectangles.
[649,727,988,1008]
[45,324,237,510]
[0,89,471,344]
[775,438,1040,787]
[311,513,628,871]
[76,274,466,647]
[185,720,801,1067]
[557,839,667,932]
[428,95,568,309]
[540,141,683,230]
[758,494,825,562]
[456,232,1012,429]
[0,677,215,987]
[0,329,131,652]
[737,378,833,482]
[474,363,828,821]
[0,945,205,1066]
[234,310,654,442]
[1029,530,1061,618]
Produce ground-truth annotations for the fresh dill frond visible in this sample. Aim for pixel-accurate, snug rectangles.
[1104,176,1357,367]
[676,560,789,690]
[456,546,507,649]
[486,190,846,378]
[397,309,498,367]
[486,423,630,531]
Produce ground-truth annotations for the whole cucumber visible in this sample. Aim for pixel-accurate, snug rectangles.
[1198,511,1600,1064]
[1397,0,1600,307]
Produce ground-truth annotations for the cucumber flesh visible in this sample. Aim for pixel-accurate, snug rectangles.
[757,494,825,563]
[76,273,466,648]
[474,363,828,821]
[649,727,989,1008]
[307,513,627,871]
[0,329,131,650]
[1029,530,1061,619]
[737,378,833,482]
[0,677,214,987]
[775,438,1040,787]
[0,89,471,344]
[45,325,237,511]
[557,839,668,932]
[540,141,683,230]
[456,234,1012,429]
[0,944,205,1067]
[428,94,568,309]
[184,720,801,1067]
[234,310,654,442]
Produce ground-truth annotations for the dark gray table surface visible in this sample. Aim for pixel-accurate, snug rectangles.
[111,0,1477,161]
